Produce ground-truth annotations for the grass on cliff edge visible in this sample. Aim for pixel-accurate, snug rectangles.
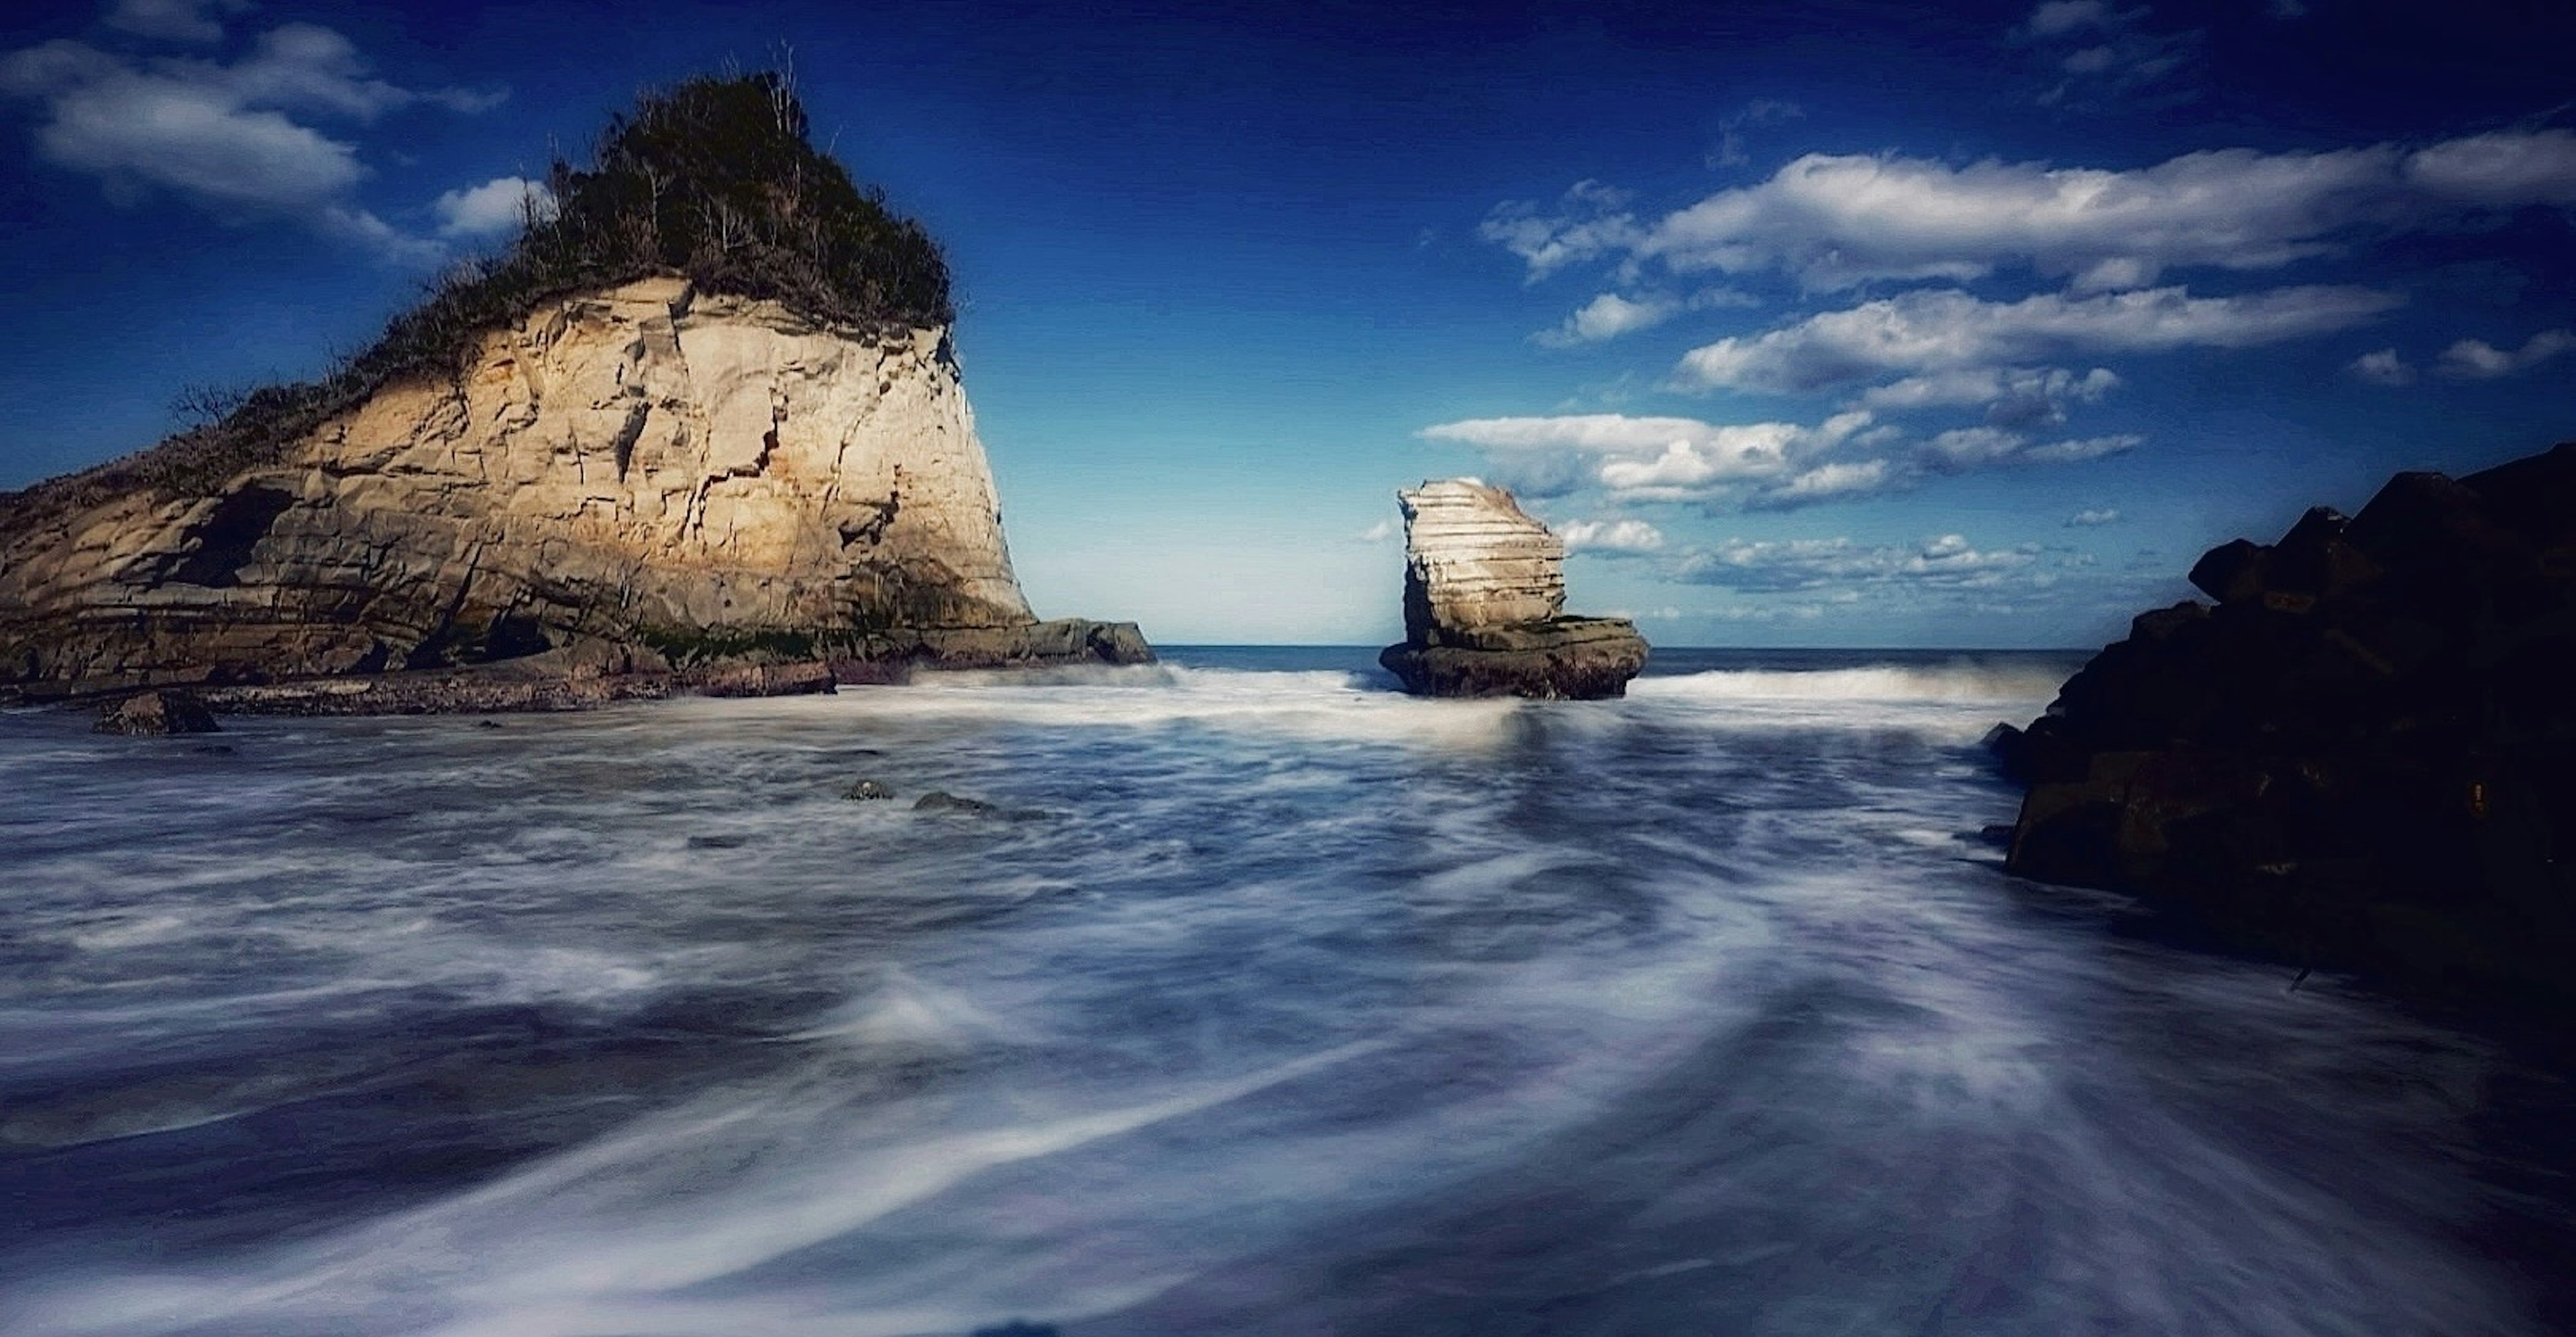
[1,70,952,527]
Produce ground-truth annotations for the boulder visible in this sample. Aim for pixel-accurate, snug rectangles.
[1996,441,2576,1012]
[1376,480,1648,699]
[94,690,219,735]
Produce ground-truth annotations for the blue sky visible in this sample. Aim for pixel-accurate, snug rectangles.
[3,0,2571,647]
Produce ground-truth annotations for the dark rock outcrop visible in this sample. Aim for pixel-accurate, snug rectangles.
[94,690,219,735]
[1377,480,1648,699]
[1995,441,2576,1008]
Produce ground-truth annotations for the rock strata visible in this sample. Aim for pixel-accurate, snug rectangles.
[0,278,1148,708]
[1377,480,1647,698]
[1993,441,2576,1009]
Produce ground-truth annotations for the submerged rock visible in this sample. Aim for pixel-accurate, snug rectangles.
[914,790,1000,816]
[1996,440,2576,1012]
[94,690,219,735]
[1377,480,1647,699]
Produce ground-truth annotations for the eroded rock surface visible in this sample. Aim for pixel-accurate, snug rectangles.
[1377,480,1647,699]
[1992,440,2576,1010]
[0,278,1148,704]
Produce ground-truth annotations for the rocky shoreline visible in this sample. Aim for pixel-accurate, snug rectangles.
[1991,441,2576,1012]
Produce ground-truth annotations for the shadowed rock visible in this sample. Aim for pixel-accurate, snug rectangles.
[94,690,219,735]
[1994,440,2576,1013]
[1377,480,1647,699]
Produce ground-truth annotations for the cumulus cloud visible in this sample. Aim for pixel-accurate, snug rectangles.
[2067,507,2122,526]
[2348,347,2418,386]
[1673,533,2040,592]
[1421,409,1882,506]
[1355,518,1398,543]
[1674,284,2399,392]
[433,175,556,238]
[1492,130,2576,293]
[2434,328,2576,380]
[1421,405,2129,513]
[1533,292,1678,347]
[0,14,502,258]
[1558,518,1666,553]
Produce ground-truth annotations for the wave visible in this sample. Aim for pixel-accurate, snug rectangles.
[1632,662,2070,706]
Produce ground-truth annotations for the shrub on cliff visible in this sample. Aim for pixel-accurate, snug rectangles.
[1,70,951,522]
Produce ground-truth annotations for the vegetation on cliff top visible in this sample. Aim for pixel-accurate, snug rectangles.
[3,70,952,522]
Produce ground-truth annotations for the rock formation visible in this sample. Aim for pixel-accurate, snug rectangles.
[1377,480,1648,698]
[0,70,1151,713]
[1991,440,2576,1009]
[0,276,1146,708]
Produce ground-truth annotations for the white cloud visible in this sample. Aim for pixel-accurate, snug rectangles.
[1673,533,2040,592]
[103,0,249,44]
[1858,365,2121,427]
[2067,507,2123,526]
[1923,426,2139,469]
[1533,291,1678,347]
[1558,518,1666,553]
[1355,517,1398,543]
[433,175,556,238]
[0,17,502,259]
[1675,284,2400,392]
[2434,329,2576,380]
[1478,180,1642,282]
[1493,131,2576,292]
[2023,433,2140,463]
[1419,405,2127,514]
[1421,409,1882,506]
[2348,347,2418,386]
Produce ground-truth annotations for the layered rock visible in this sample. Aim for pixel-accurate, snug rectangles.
[0,276,1148,706]
[1992,441,2576,1009]
[1377,480,1648,699]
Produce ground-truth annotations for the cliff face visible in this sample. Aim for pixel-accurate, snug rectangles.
[1397,480,1568,641]
[0,276,1143,694]
[1379,480,1647,700]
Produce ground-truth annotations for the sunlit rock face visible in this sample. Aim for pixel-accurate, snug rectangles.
[1379,479,1648,700]
[0,277,1148,694]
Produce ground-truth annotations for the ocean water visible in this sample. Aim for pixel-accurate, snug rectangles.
[2,647,2571,1336]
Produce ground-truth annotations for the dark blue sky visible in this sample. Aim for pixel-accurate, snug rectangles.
[4,0,2571,645]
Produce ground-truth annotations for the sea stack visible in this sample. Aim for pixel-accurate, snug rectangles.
[0,74,1146,711]
[1377,480,1648,699]
[1990,440,2576,1009]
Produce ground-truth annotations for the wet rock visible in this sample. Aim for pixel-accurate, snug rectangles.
[913,790,1002,816]
[687,660,837,698]
[93,690,219,736]
[844,779,896,801]
[910,790,1047,820]
[1376,480,1648,700]
[1998,439,2576,1014]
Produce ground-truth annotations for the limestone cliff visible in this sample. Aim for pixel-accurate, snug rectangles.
[0,276,1147,698]
[1379,480,1647,699]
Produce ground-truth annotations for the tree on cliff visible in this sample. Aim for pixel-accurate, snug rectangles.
[3,70,951,521]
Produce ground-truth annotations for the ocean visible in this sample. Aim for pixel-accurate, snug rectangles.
[3,647,2571,1336]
